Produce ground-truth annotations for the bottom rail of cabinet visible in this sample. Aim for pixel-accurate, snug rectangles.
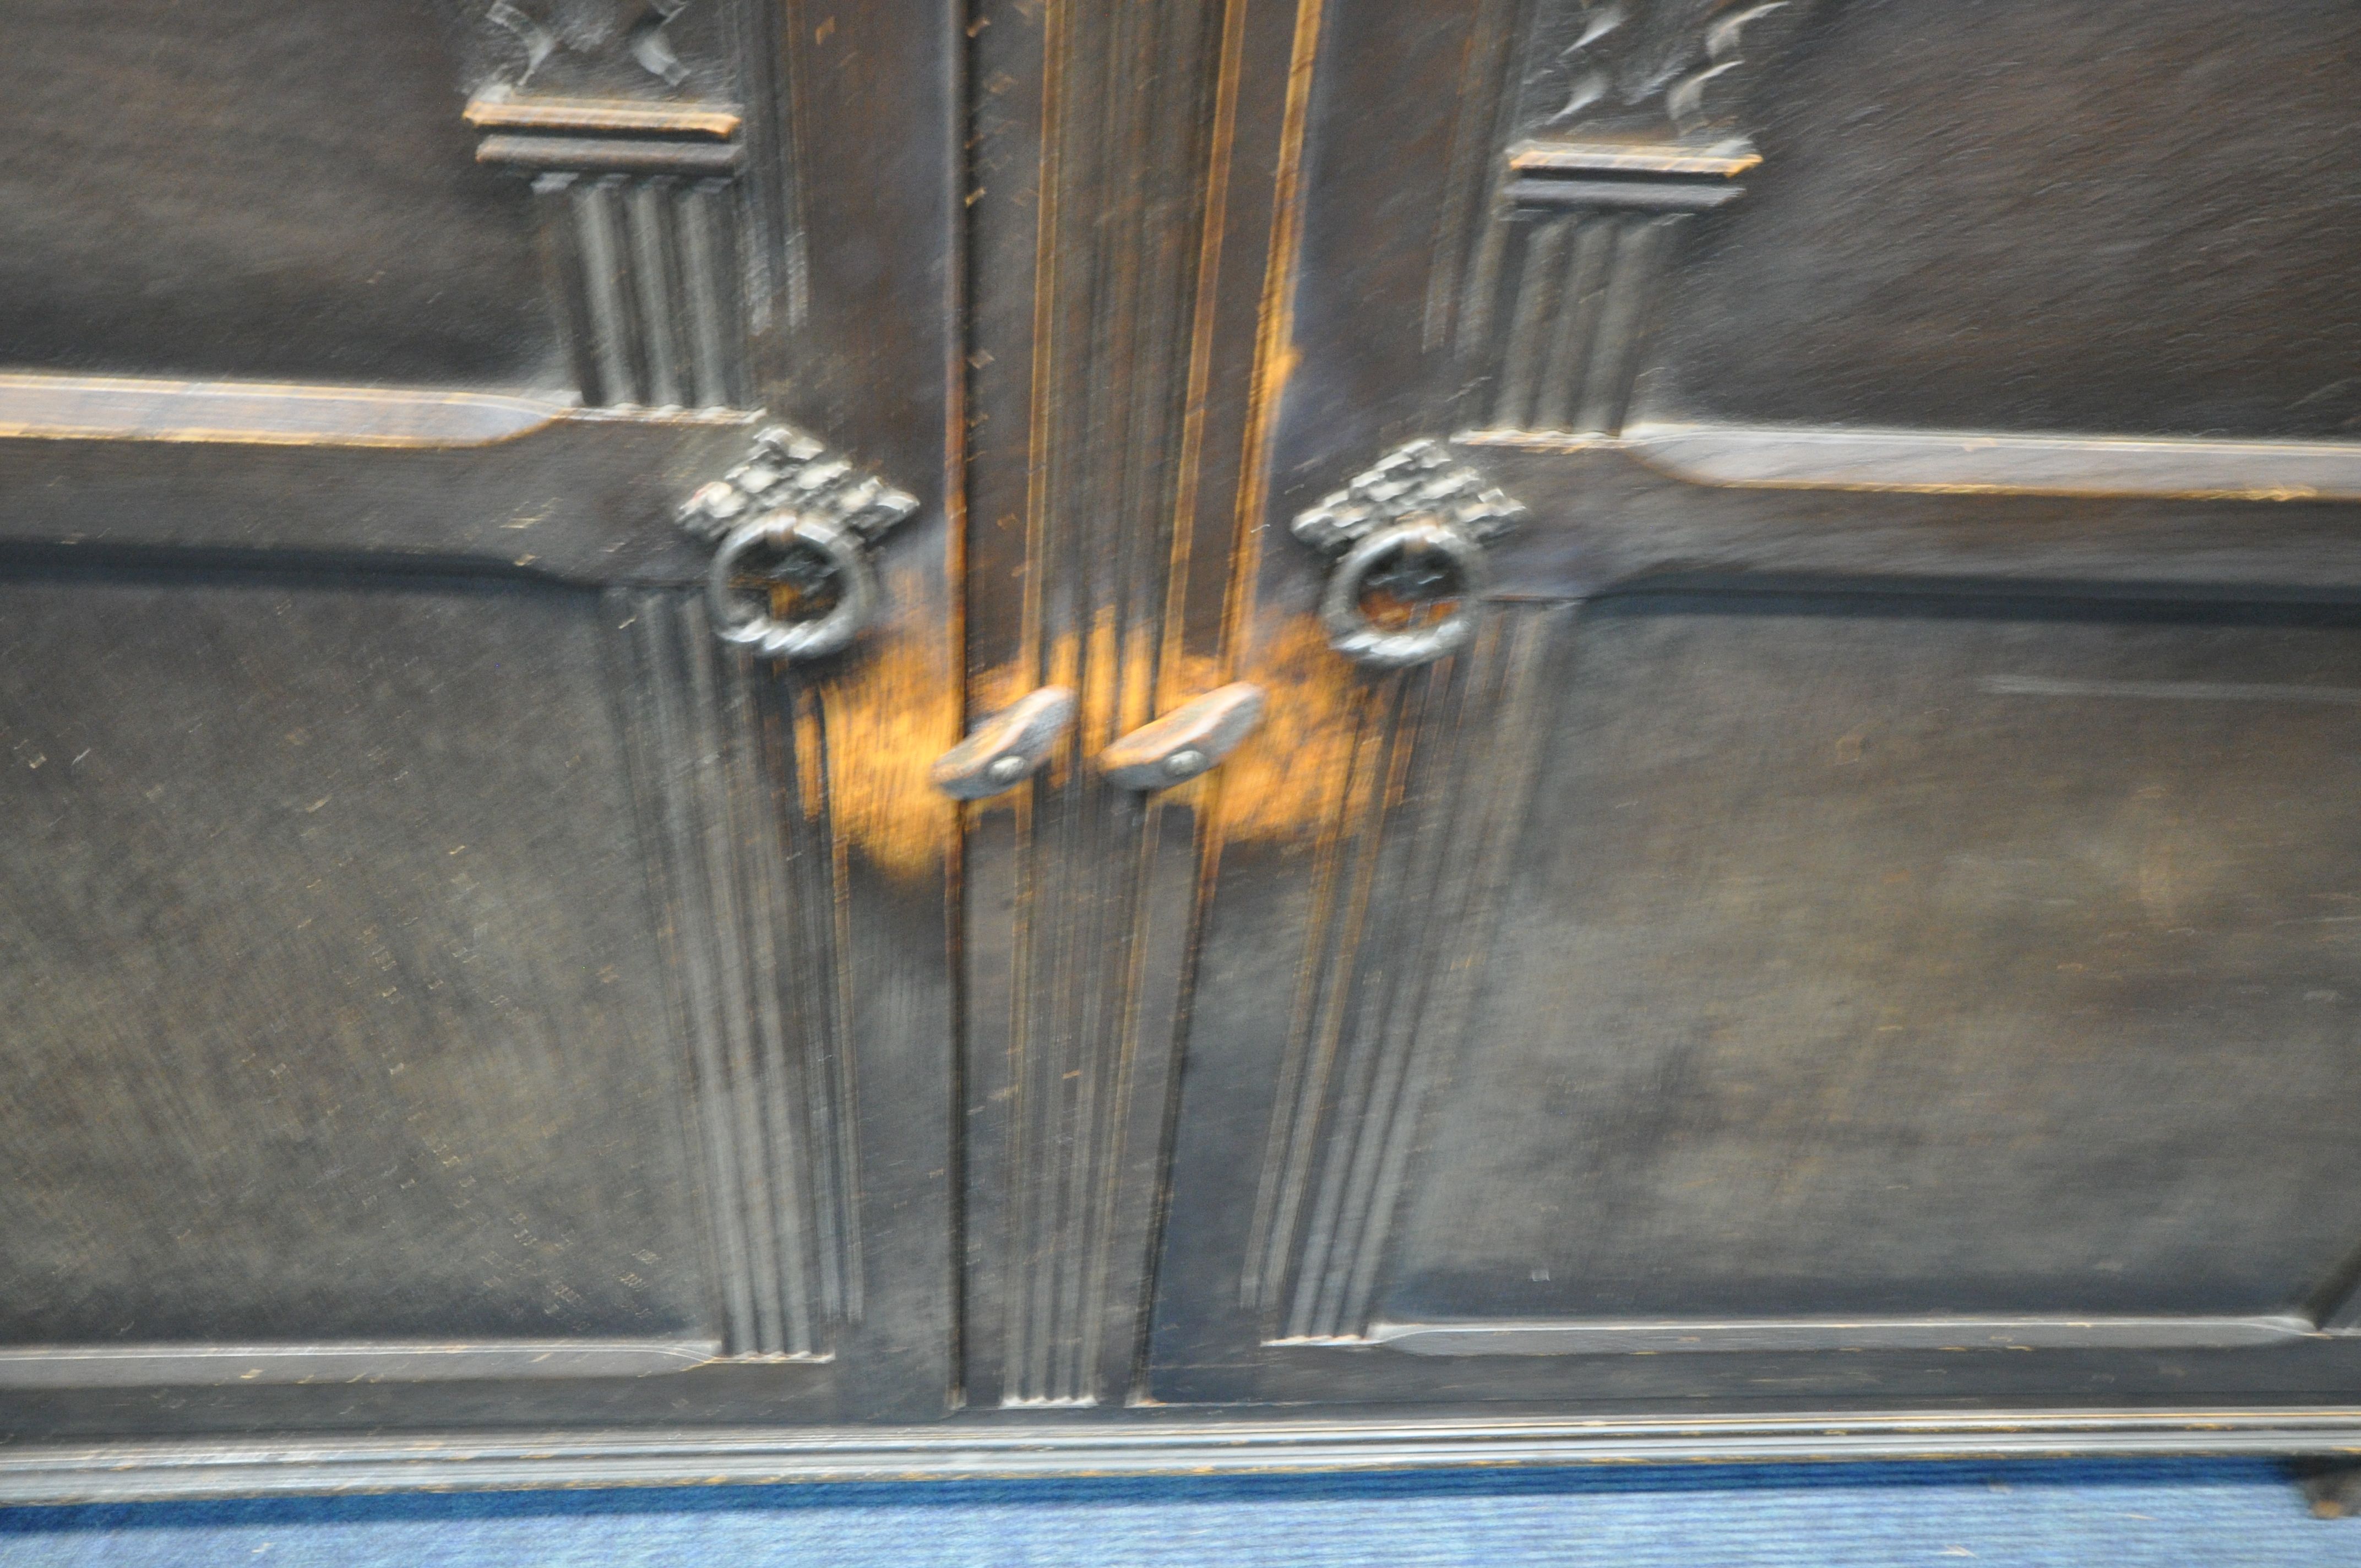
[6,1408,2361,1505]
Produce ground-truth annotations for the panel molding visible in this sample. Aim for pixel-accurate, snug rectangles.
[1243,606,1570,1342]
[614,589,858,1360]
[0,374,568,449]
[0,1341,717,1389]
[1463,422,2361,502]
[1368,1316,2332,1357]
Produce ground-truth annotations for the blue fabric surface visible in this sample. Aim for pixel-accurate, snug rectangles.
[1,1460,2354,1566]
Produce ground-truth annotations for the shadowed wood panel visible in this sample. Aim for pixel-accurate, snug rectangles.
[0,0,560,389]
[1242,606,1570,1342]
[0,570,710,1348]
[1649,0,2361,439]
[1385,600,2361,1333]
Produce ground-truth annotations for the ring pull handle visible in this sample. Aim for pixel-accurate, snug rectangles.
[931,688,1078,800]
[1291,439,1526,671]
[1099,683,1267,790]
[707,512,877,662]
[678,424,920,665]
[1318,520,1488,672]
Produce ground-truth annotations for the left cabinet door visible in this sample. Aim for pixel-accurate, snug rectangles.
[0,0,964,1438]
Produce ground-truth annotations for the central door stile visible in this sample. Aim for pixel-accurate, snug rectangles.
[956,0,1309,1408]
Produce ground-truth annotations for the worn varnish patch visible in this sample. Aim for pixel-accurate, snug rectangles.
[801,572,962,884]
[1211,612,1372,846]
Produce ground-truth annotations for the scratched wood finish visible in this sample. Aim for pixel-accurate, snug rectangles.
[1139,0,2361,1419]
[0,0,961,1446]
[10,0,2361,1490]
[954,0,1305,1408]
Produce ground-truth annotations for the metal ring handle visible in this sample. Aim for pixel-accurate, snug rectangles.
[1318,516,1489,670]
[706,511,878,662]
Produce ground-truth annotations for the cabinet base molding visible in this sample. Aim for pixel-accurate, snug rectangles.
[6,1410,2361,1505]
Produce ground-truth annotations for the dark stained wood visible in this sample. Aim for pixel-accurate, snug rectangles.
[9,0,2361,1495]
[0,574,711,1352]
[1139,0,2361,1429]
[1650,0,2361,440]
[0,0,964,1447]
[0,0,562,390]
[954,0,1296,1409]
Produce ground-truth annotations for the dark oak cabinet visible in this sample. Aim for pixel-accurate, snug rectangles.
[7,0,2361,1498]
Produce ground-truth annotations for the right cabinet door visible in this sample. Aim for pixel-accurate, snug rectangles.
[1145,0,2361,1413]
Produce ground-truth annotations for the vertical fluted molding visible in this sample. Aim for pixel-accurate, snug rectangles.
[611,589,856,1359]
[1244,606,1571,1341]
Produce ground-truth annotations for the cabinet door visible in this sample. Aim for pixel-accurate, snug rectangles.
[950,0,1342,1410]
[1146,0,2361,1413]
[0,0,960,1437]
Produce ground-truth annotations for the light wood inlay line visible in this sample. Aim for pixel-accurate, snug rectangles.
[465,96,746,138]
[1461,422,2361,502]
[1366,1316,2325,1355]
[0,373,568,449]
[0,1340,728,1388]
[1506,139,1761,178]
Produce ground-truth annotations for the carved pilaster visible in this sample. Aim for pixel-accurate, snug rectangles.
[447,1,797,410]
[1460,0,1817,434]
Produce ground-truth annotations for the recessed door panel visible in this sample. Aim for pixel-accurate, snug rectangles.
[1,574,708,1352]
[1152,595,2361,1403]
[1392,602,2361,1331]
[1,0,561,389]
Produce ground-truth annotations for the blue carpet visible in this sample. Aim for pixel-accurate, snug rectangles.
[1,1460,2354,1565]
